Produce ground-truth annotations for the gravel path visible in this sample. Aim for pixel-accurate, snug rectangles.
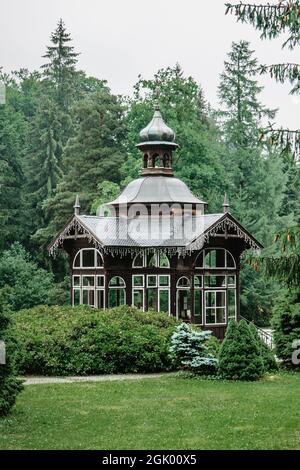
[22,373,168,386]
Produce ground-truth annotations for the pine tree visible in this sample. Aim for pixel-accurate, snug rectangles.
[218,41,290,324]
[248,322,278,372]
[35,89,126,245]
[42,19,79,110]
[218,319,264,380]
[0,311,23,416]
[0,101,26,250]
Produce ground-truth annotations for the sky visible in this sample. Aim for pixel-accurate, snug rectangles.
[1,0,299,128]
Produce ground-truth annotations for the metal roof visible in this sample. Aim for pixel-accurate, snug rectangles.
[107,176,207,206]
[78,213,223,248]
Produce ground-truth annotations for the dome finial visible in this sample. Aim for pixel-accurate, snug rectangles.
[137,102,177,146]
[74,194,80,215]
[223,193,230,213]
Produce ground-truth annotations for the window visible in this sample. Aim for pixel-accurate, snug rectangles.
[194,275,203,324]
[205,291,226,325]
[195,249,235,269]
[72,274,105,309]
[108,276,126,308]
[176,277,191,320]
[73,249,103,269]
[142,274,170,313]
[132,252,170,268]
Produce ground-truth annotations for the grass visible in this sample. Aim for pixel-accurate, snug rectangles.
[1,373,300,450]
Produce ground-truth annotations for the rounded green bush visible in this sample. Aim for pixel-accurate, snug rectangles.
[10,305,178,376]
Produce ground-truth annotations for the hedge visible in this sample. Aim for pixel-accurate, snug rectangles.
[10,305,178,376]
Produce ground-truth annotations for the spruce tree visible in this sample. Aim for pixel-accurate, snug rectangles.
[218,319,264,380]
[248,322,278,372]
[42,19,79,110]
[0,311,23,416]
[35,89,126,245]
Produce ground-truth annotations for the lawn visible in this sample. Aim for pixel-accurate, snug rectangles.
[1,373,300,450]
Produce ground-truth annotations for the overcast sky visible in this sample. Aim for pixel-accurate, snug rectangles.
[1,0,299,128]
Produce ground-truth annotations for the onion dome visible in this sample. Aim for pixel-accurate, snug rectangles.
[137,104,178,149]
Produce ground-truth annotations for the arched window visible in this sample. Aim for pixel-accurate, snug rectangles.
[132,252,170,268]
[176,277,191,320]
[195,249,235,269]
[143,153,148,168]
[73,248,103,269]
[108,276,126,308]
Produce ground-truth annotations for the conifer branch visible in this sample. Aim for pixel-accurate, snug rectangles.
[259,62,300,93]
[225,2,300,49]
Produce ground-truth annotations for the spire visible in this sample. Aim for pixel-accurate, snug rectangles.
[74,194,80,215]
[223,193,230,214]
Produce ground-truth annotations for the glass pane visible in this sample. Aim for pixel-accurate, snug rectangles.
[133,253,144,267]
[147,288,157,311]
[195,251,203,268]
[74,252,80,267]
[204,275,226,288]
[147,275,157,287]
[227,275,236,287]
[73,289,80,305]
[227,251,235,268]
[96,252,102,267]
[204,249,226,268]
[82,276,95,287]
[216,291,226,307]
[73,276,80,287]
[82,289,95,306]
[133,275,144,287]
[133,290,144,310]
[194,290,202,323]
[109,276,125,287]
[159,290,169,313]
[194,275,202,287]
[177,277,190,287]
[177,289,191,320]
[228,289,236,319]
[147,254,157,267]
[159,253,170,268]
[206,309,216,324]
[108,288,125,307]
[205,291,216,308]
[97,276,105,287]
[216,308,226,323]
[97,289,104,309]
[82,249,95,267]
[159,275,169,287]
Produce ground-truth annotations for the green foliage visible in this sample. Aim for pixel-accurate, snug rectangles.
[169,323,218,375]
[272,288,300,369]
[218,320,264,380]
[0,243,68,312]
[10,305,178,375]
[91,180,120,215]
[0,311,23,416]
[248,322,278,372]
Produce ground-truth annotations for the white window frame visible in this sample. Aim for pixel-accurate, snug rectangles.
[132,274,145,287]
[158,288,170,315]
[195,248,236,270]
[132,252,170,268]
[108,276,126,307]
[132,288,145,311]
[227,289,237,321]
[193,283,203,325]
[204,290,226,326]
[73,248,104,269]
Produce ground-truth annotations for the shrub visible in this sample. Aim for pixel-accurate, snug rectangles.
[10,305,178,375]
[218,319,264,381]
[0,243,69,312]
[0,311,23,416]
[272,288,300,370]
[169,323,218,375]
[248,322,278,372]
